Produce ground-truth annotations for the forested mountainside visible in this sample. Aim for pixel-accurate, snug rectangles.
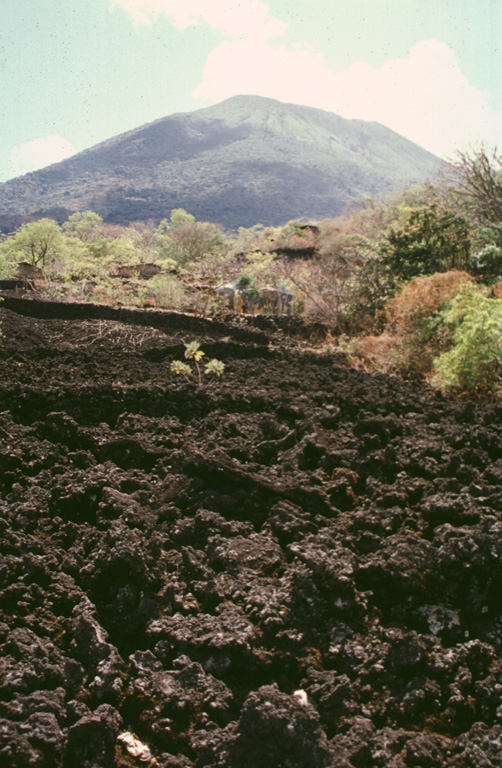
[0,95,445,230]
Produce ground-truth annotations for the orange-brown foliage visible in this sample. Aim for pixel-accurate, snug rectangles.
[350,271,474,379]
[386,271,472,333]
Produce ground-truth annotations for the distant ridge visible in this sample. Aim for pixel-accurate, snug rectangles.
[0,95,446,230]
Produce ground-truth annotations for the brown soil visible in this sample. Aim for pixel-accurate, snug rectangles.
[1,300,502,767]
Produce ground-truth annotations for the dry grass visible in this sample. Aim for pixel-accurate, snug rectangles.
[350,332,401,373]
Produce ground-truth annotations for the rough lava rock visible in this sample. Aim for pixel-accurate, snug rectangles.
[2,304,502,766]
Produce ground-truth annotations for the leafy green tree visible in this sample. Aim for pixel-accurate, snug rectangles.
[54,216,144,284]
[0,247,16,278]
[83,223,136,266]
[381,204,471,282]
[169,209,196,228]
[0,218,66,269]
[107,236,136,264]
[63,211,103,242]
[157,209,228,266]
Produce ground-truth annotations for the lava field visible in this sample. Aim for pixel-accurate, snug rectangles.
[2,299,502,767]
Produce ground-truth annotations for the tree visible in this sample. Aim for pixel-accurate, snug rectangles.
[453,147,502,235]
[169,209,196,228]
[156,209,228,266]
[0,218,66,268]
[63,210,103,242]
[381,203,471,282]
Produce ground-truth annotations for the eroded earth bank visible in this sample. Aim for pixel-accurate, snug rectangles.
[2,302,502,767]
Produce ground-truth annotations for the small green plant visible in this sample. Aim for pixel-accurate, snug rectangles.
[170,360,192,378]
[205,358,225,377]
[170,341,225,385]
[184,340,205,385]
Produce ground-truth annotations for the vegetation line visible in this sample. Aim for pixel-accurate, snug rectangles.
[3,146,502,398]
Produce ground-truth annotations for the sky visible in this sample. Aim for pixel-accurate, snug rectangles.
[1,0,501,182]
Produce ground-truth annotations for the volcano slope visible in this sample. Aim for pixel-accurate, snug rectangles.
[1,302,502,768]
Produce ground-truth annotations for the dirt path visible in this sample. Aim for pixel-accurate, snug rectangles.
[1,304,502,767]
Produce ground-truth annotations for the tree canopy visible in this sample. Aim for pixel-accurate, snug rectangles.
[0,218,66,268]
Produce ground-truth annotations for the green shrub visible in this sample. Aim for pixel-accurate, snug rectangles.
[432,282,502,396]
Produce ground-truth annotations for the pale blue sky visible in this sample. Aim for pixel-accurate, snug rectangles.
[1,0,501,182]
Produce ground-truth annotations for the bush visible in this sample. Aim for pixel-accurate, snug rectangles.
[383,271,472,376]
[385,271,472,336]
[157,210,228,266]
[340,332,400,373]
[432,282,502,396]
[346,271,473,377]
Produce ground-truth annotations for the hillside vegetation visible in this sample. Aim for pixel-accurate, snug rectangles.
[2,146,502,399]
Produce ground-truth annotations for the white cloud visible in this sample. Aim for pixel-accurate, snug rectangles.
[111,0,287,39]
[10,136,76,178]
[193,39,334,110]
[194,37,502,159]
[111,0,502,158]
